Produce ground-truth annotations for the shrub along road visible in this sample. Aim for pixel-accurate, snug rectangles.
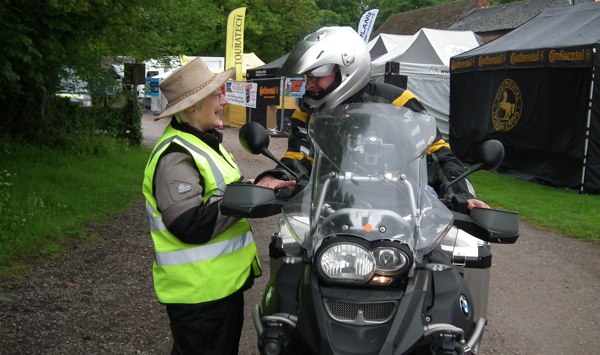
[0,113,598,354]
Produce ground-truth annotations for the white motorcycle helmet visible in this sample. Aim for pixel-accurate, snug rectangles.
[280,26,371,110]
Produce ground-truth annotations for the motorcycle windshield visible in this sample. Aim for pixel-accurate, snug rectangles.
[281,103,453,260]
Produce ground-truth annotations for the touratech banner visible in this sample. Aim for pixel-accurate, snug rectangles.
[357,9,378,43]
[226,7,246,81]
[449,3,600,193]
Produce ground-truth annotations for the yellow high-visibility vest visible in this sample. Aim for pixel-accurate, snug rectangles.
[143,126,261,304]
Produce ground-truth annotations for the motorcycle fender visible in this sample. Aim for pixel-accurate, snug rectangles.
[426,266,475,336]
[379,270,433,355]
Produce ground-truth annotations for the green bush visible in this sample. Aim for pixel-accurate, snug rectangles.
[37,89,142,151]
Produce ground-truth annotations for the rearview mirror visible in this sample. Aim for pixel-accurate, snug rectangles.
[443,139,505,195]
[477,140,505,171]
[239,122,270,155]
[238,122,299,180]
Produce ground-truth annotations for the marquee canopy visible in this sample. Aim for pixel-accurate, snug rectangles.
[449,2,600,193]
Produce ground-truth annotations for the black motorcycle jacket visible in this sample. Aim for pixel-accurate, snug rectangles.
[256,82,475,208]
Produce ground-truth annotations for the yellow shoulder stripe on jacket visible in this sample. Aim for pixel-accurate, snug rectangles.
[292,109,309,123]
[427,139,450,154]
[392,91,417,107]
[283,151,314,163]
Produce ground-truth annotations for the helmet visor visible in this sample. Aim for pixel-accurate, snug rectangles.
[305,64,336,77]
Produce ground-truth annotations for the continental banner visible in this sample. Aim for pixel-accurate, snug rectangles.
[256,79,280,106]
[226,7,246,81]
[450,46,594,73]
[448,4,600,193]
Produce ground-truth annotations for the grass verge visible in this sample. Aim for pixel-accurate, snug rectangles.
[0,135,150,280]
[470,170,600,240]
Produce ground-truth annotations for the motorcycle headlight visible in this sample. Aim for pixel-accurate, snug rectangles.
[316,238,413,286]
[317,242,375,283]
[372,247,409,275]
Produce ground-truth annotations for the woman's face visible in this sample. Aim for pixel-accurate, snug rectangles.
[186,89,227,131]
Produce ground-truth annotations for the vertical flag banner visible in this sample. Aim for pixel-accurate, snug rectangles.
[226,7,246,81]
[357,9,379,43]
[179,55,191,66]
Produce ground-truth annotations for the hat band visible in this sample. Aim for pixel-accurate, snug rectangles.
[165,74,218,109]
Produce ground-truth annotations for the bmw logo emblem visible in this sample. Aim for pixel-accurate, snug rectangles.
[459,295,470,317]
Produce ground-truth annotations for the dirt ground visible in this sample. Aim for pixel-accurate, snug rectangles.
[0,112,598,354]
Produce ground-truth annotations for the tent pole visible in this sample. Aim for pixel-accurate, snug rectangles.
[248,79,253,123]
[279,77,285,133]
[580,56,596,194]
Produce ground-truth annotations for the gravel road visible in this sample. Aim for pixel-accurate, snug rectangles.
[0,112,598,354]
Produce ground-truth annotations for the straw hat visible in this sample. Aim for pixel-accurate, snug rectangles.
[156,57,234,119]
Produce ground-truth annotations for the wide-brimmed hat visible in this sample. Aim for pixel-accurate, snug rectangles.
[156,57,234,119]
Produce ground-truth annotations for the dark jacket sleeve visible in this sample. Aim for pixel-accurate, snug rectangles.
[154,145,239,244]
[255,102,313,187]
[429,144,474,197]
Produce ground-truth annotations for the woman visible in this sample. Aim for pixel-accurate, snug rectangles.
[142,57,266,354]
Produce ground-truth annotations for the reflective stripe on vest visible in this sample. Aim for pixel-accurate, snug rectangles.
[146,203,166,231]
[148,136,227,195]
[155,230,253,266]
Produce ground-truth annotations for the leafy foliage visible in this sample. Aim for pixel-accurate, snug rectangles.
[0,0,506,145]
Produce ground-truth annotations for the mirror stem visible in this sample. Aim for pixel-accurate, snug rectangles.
[261,148,299,181]
[442,162,482,196]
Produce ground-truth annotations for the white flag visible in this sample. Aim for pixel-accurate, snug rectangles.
[357,9,379,43]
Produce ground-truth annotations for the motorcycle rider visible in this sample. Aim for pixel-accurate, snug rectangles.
[255,26,488,213]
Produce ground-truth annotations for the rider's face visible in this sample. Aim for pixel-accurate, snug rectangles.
[304,71,337,95]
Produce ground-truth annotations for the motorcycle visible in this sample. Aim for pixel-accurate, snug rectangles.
[221,103,519,355]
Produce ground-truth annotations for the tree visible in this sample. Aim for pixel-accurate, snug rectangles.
[315,0,364,27]
[0,0,150,136]
[242,0,319,62]
[1,0,483,140]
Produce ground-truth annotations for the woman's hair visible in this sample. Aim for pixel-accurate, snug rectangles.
[174,111,187,123]
[174,100,204,123]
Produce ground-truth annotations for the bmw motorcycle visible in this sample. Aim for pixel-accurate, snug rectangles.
[221,103,519,355]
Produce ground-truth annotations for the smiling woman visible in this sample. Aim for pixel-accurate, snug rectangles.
[181,90,227,132]
[141,57,267,355]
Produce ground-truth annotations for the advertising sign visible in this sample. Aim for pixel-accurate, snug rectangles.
[284,77,305,98]
[226,81,257,108]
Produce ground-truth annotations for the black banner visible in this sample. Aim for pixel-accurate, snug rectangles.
[450,67,595,192]
[256,79,281,106]
[247,78,281,128]
[450,46,595,73]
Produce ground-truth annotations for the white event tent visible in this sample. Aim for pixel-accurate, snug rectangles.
[370,28,482,137]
